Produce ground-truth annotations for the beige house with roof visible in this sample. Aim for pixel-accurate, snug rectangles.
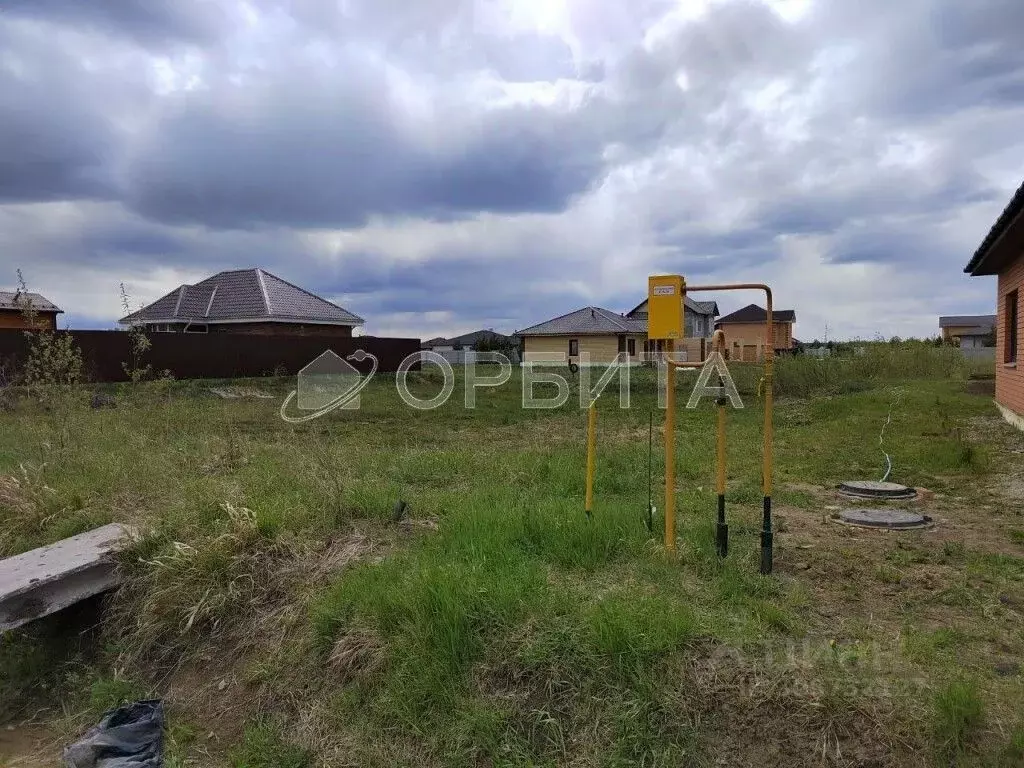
[516,298,719,366]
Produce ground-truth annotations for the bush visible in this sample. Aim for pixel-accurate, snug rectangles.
[748,343,972,399]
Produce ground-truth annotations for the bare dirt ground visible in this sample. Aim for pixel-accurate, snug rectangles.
[0,722,59,767]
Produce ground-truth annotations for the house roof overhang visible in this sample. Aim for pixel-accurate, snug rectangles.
[119,316,361,328]
[965,180,1024,276]
[518,330,640,337]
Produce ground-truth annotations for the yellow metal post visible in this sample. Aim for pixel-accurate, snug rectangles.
[646,274,685,555]
[713,328,728,558]
[761,297,775,574]
[585,402,597,519]
[664,339,676,552]
[715,393,728,558]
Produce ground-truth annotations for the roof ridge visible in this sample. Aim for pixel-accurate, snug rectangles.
[205,285,218,317]
[518,305,596,334]
[172,286,186,316]
[518,305,646,336]
[259,269,361,319]
[592,306,630,331]
[255,267,272,315]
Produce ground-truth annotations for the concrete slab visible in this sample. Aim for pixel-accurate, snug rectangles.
[0,523,133,633]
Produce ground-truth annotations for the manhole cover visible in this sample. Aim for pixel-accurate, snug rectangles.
[838,480,916,500]
[837,508,931,529]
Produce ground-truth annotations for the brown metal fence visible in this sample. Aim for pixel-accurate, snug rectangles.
[0,330,420,383]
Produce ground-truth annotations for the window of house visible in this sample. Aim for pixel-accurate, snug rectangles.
[617,334,626,353]
[569,338,579,357]
[627,338,636,356]
[1007,290,1019,364]
[185,324,209,334]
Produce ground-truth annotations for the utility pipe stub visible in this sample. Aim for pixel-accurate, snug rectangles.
[838,480,916,500]
[836,508,931,530]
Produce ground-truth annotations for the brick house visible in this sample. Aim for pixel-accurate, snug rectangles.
[965,181,1024,427]
[0,291,62,330]
[714,304,796,361]
[119,268,364,337]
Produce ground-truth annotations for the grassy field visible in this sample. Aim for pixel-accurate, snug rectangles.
[1,348,1022,767]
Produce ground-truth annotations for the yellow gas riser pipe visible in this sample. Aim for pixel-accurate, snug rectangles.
[664,339,676,552]
[585,402,597,519]
[715,403,728,558]
[684,284,775,574]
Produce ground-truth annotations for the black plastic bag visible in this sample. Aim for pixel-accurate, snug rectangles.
[62,699,164,767]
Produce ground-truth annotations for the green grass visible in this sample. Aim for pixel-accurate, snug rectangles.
[0,349,1019,766]
[228,720,311,768]
[933,680,985,761]
[88,674,147,715]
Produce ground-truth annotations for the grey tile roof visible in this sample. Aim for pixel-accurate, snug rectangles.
[626,297,719,318]
[938,315,996,328]
[444,329,517,347]
[518,306,648,336]
[0,291,62,313]
[120,269,363,326]
[716,304,796,324]
[687,298,720,316]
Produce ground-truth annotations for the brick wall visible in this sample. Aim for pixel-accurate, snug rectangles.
[997,252,1024,416]
[716,321,792,350]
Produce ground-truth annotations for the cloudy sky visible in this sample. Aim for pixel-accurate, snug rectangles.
[1,0,1021,341]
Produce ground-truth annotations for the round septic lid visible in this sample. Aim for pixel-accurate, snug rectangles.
[837,508,930,529]
[838,480,916,500]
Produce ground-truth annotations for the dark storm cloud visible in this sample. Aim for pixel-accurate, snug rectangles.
[0,202,309,284]
[336,255,592,329]
[0,24,124,203]
[1,0,229,45]
[124,62,605,229]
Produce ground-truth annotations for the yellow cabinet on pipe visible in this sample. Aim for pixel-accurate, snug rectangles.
[647,275,685,340]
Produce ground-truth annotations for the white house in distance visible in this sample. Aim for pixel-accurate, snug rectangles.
[938,315,996,349]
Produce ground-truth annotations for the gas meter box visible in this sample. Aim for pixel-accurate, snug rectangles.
[647,275,685,340]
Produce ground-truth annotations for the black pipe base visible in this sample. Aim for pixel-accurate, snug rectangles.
[760,533,773,575]
[760,495,773,575]
[716,522,729,559]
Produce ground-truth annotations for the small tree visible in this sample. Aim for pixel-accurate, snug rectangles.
[17,270,83,394]
[16,270,84,453]
[473,331,517,357]
[120,283,153,382]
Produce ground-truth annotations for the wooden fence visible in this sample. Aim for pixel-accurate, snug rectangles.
[0,330,420,383]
